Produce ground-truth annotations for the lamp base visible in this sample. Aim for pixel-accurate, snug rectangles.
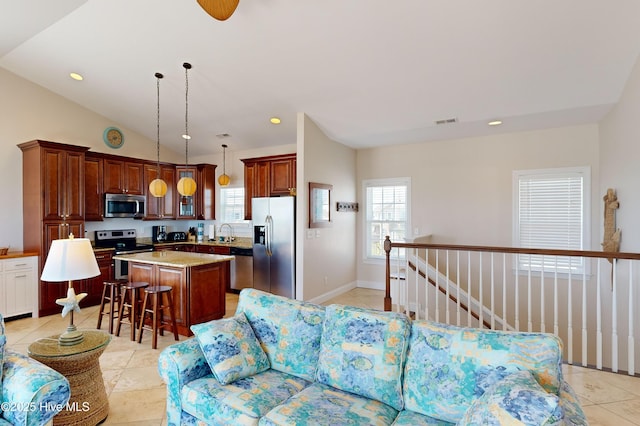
[58,324,84,346]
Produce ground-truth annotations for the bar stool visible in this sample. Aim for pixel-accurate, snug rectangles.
[137,285,179,349]
[96,279,127,334]
[115,281,149,341]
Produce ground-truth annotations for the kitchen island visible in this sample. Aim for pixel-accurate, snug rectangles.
[113,251,234,337]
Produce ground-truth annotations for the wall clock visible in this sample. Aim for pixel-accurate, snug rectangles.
[103,127,124,149]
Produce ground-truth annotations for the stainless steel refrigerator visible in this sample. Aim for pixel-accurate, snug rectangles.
[253,196,295,298]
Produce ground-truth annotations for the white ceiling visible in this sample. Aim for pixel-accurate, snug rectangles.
[2,0,640,157]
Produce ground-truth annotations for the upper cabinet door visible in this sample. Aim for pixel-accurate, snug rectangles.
[84,153,104,221]
[103,158,144,194]
[42,148,84,221]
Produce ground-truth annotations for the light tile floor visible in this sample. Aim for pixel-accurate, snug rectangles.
[4,288,640,425]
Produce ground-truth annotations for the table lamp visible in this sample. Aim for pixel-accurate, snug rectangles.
[40,234,100,346]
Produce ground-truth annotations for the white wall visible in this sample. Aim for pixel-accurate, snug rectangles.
[0,68,185,250]
[2,67,297,247]
[600,54,640,252]
[356,124,601,287]
[297,113,357,302]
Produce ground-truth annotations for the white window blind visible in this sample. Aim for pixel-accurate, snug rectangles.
[364,178,410,260]
[513,167,590,273]
[220,187,245,223]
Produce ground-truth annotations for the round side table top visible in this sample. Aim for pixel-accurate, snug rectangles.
[28,330,110,358]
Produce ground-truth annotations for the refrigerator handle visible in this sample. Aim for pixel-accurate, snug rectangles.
[266,215,273,257]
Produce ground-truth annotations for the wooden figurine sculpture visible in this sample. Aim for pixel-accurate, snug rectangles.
[602,188,621,275]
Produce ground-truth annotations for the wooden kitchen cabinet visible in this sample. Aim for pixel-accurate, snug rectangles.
[174,164,217,220]
[81,250,114,306]
[0,256,38,319]
[103,157,145,195]
[144,163,176,219]
[242,153,296,219]
[196,164,216,220]
[84,152,104,221]
[19,140,90,317]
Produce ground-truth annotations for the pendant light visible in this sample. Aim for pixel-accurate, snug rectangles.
[218,144,230,186]
[177,62,197,197]
[149,72,168,197]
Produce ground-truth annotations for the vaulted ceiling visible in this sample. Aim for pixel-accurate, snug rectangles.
[2,0,640,156]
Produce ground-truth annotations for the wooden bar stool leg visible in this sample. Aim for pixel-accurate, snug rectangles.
[152,292,160,350]
[137,291,150,344]
[114,286,127,337]
[96,283,109,331]
[108,283,118,334]
[165,290,179,342]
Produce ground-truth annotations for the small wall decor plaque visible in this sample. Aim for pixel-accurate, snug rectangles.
[336,202,358,212]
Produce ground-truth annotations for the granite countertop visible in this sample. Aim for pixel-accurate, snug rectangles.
[153,236,253,250]
[113,251,234,268]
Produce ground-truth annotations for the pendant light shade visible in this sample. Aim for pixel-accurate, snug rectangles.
[177,177,197,196]
[178,62,197,197]
[149,72,167,197]
[218,143,230,186]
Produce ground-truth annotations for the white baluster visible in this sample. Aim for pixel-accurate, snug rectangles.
[467,251,472,327]
[582,261,587,367]
[541,255,545,333]
[527,254,532,332]
[568,257,573,365]
[503,253,507,331]
[456,251,461,327]
[479,252,483,328]
[446,250,450,325]
[596,260,602,370]
[435,250,440,322]
[515,254,520,331]
[612,259,618,373]
[628,261,634,376]
[490,253,495,330]
[554,256,559,337]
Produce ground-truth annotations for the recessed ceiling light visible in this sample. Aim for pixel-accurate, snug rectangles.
[69,72,83,81]
[270,117,281,125]
[488,120,503,126]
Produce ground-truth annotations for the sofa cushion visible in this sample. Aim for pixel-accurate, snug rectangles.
[181,369,310,425]
[403,321,564,423]
[191,312,270,385]
[259,382,399,426]
[316,304,411,411]
[456,370,561,425]
[236,288,325,382]
[392,410,454,425]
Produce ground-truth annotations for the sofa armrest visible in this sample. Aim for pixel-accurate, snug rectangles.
[158,338,212,426]
[558,380,588,425]
[1,350,71,426]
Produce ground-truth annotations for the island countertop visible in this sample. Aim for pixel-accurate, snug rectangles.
[113,251,234,268]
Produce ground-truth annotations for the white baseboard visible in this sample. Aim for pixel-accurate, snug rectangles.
[306,281,357,305]
[356,280,385,291]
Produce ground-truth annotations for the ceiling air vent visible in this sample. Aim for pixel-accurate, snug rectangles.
[216,133,231,138]
[435,117,458,125]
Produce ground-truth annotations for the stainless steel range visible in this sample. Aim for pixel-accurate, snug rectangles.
[94,229,154,280]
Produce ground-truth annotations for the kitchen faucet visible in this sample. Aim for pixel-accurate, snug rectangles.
[219,223,234,243]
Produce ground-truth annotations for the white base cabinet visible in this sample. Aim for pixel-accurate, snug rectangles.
[0,256,38,319]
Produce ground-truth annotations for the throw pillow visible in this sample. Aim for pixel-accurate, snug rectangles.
[457,370,560,425]
[316,304,411,411]
[190,312,270,385]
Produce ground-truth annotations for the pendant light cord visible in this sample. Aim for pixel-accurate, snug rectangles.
[155,72,163,170]
[183,62,192,167]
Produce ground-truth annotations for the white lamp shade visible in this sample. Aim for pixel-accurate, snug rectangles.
[41,238,100,282]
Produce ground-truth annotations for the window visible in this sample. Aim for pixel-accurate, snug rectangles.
[513,167,590,273]
[220,187,245,223]
[364,178,410,260]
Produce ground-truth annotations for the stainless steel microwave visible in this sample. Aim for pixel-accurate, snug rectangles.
[104,193,145,218]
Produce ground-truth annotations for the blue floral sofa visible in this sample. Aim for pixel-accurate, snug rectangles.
[0,314,71,426]
[158,289,587,425]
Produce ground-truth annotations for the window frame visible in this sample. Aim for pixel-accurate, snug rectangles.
[363,177,411,263]
[512,166,591,275]
[219,186,248,224]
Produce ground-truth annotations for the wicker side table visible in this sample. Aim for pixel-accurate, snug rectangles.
[28,330,111,426]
